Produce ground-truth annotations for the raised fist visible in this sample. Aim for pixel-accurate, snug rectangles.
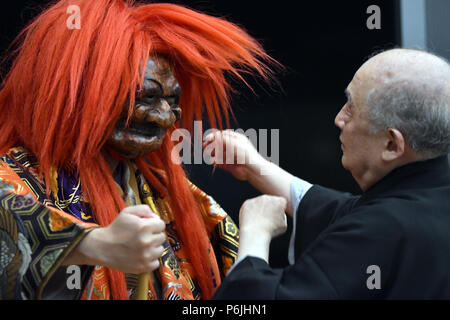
[239,195,288,239]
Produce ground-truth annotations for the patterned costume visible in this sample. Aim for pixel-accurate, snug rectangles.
[0,0,275,299]
[0,147,238,299]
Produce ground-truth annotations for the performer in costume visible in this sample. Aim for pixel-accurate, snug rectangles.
[0,0,277,300]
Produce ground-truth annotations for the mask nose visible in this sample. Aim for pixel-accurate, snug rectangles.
[172,105,182,122]
[154,99,176,129]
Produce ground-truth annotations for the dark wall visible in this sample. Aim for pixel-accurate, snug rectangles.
[0,0,400,267]
[180,0,400,267]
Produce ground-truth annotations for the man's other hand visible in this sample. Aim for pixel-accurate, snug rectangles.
[240,195,288,239]
[236,195,288,263]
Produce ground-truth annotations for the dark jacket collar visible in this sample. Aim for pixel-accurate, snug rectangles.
[356,155,450,206]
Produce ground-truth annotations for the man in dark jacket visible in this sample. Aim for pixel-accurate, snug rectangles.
[207,48,450,299]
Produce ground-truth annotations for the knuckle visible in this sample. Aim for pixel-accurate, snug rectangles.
[278,197,287,207]
[147,260,160,271]
[142,250,152,261]
[157,219,166,231]
[137,221,150,234]
[156,234,166,246]
[137,236,150,248]
[152,246,164,258]
[151,216,164,226]
[119,206,131,214]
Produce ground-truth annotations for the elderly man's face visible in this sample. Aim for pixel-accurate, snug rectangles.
[106,56,182,158]
[334,61,386,189]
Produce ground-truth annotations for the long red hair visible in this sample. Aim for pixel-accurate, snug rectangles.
[0,0,277,299]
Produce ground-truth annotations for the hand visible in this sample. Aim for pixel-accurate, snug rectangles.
[203,130,265,181]
[239,195,287,239]
[79,205,166,274]
[203,130,296,217]
[236,195,288,263]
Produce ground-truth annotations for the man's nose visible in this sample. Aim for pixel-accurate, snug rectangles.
[334,107,345,130]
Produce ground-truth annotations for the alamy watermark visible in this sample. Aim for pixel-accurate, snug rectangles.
[66,5,81,30]
[66,265,81,290]
[67,264,383,292]
[366,265,381,290]
[366,5,381,30]
[170,121,280,175]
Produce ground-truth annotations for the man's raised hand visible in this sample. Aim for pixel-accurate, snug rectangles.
[203,130,265,181]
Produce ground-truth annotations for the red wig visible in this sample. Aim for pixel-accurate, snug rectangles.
[0,0,277,299]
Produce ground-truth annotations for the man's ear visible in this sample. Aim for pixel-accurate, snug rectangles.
[382,128,405,161]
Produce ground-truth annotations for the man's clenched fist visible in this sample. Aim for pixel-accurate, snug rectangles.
[239,195,288,239]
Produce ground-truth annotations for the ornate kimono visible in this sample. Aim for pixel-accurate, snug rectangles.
[0,147,239,300]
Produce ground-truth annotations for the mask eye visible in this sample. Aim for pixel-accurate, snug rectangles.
[141,95,158,104]
[164,95,180,106]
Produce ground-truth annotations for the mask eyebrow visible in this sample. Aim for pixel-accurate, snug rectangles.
[141,79,163,96]
[171,83,182,98]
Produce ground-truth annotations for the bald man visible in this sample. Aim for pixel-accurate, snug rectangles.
[210,49,450,299]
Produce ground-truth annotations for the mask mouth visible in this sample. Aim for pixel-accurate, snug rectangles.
[116,119,166,138]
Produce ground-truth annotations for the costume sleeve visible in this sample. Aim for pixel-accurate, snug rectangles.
[211,215,239,278]
[0,161,97,300]
[294,185,359,257]
[214,207,403,300]
[189,183,239,278]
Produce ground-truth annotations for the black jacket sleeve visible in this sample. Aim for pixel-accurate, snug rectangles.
[294,185,359,256]
[214,206,403,300]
